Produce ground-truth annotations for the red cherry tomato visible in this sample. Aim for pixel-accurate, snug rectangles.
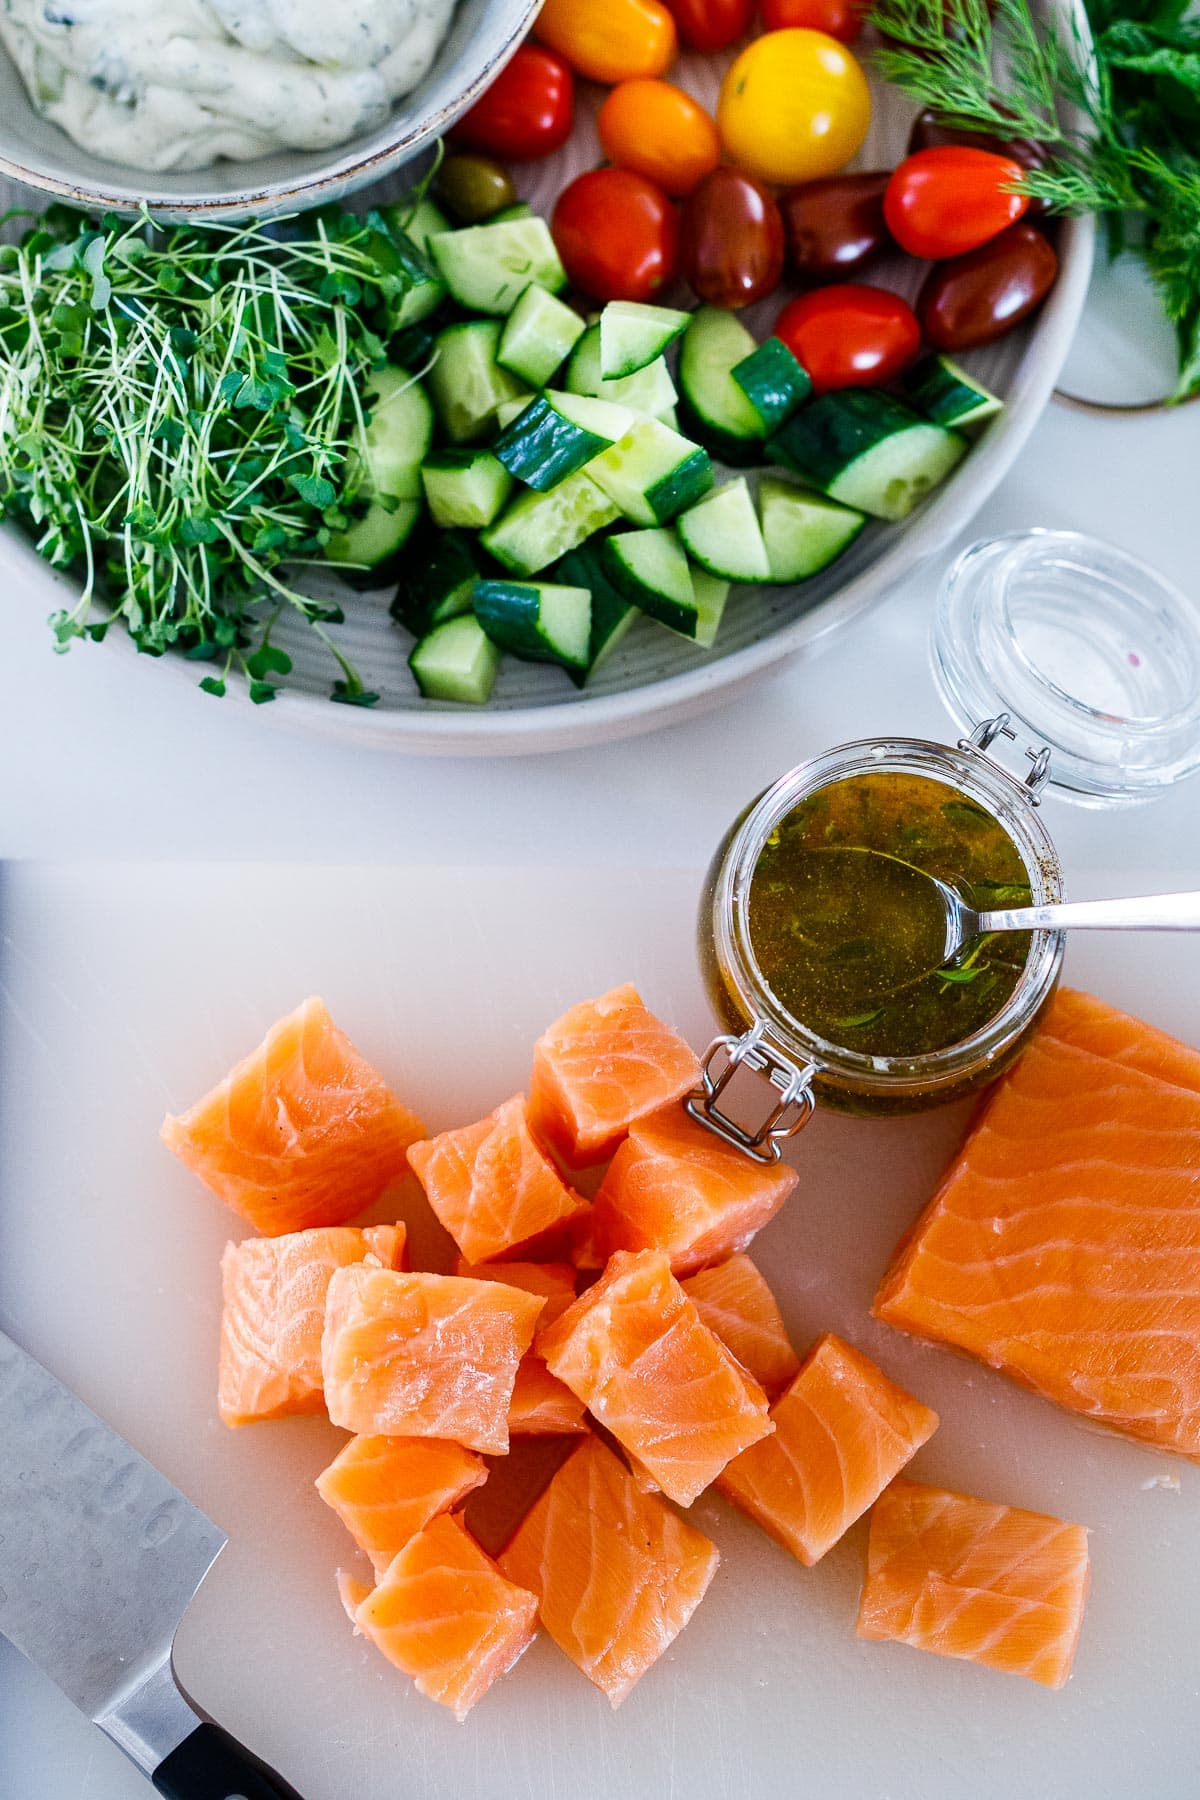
[663,0,754,49]
[450,45,574,162]
[759,0,864,44]
[884,146,1030,260]
[774,285,921,392]
[552,169,679,303]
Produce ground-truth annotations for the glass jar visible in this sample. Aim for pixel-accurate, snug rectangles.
[692,530,1200,1150]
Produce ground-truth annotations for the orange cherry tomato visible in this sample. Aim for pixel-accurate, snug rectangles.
[598,80,721,197]
[533,0,678,84]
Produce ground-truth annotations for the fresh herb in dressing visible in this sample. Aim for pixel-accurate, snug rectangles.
[747,771,1033,1057]
[0,0,457,172]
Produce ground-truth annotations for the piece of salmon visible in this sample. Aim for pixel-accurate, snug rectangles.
[455,1258,586,1435]
[529,985,702,1168]
[681,1255,801,1397]
[335,1568,372,1625]
[874,988,1200,1460]
[408,1096,589,1264]
[322,1266,545,1454]
[353,1512,539,1719]
[499,1433,719,1707]
[316,1435,489,1574]
[162,998,425,1236]
[856,1478,1090,1689]
[217,1223,406,1428]
[717,1334,939,1565]
[538,1249,774,1504]
[591,1107,799,1276]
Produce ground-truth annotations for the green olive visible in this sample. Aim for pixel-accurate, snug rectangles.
[433,153,517,225]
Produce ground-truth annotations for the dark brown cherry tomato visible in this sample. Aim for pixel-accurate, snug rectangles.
[663,0,754,50]
[885,147,1029,260]
[552,168,679,303]
[908,109,1050,215]
[760,0,865,43]
[917,221,1059,350]
[680,166,785,309]
[450,45,575,163]
[774,284,921,392]
[433,153,517,223]
[780,172,890,282]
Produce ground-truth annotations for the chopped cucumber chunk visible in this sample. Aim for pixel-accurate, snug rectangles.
[600,299,691,379]
[565,323,678,416]
[499,284,586,387]
[494,391,635,492]
[421,448,513,529]
[678,307,765,464]
[676,478,771,583]
[474,580,592,674]
[602,528,698,637]
[556,541,639,685]
[900,355,1003,429]
[429,217,566,315]
[731,337,812,432]
[691,569,731,650]
[758,476,865,582]
[391,525,488,636]
[327,498,423,583]
[409,613,501,704]
[426,319,530,444]
[586,417,713,526]
[382,196,452,256]
[481,471,620,576]
[345,365,433,505]
[768,389,967,521]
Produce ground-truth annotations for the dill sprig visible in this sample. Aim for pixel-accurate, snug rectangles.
[868,0,1200,399]
[0,203,423,702]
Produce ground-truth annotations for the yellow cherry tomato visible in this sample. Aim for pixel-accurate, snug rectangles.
[718,29,871,186]
[533,0,677,85]
[598,79,721,197]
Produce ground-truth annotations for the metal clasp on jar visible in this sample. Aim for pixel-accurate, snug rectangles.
[686,1022,816,1165]
[959,713,1052,803]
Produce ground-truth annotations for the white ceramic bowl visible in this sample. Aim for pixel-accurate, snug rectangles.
[0,0,540,221]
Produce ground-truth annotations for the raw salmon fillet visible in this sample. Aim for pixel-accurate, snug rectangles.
[529,984,702,1167]
[217,1223,406,1428]
[500,1433,719,1707]
[455,1259,586,1435]
[716,1334,939,1565]
[856,1478,1090,1689]
[408,1096,589,1264]
[354,1512,538,1719]
[874,988,1200,1459]
[592,1107,799,1276]
[681,1255,801,1396]
[162,997,425,1235]
[322,1266,545,1454]
[538,1249,774,1504]
[316,1435,489,1574]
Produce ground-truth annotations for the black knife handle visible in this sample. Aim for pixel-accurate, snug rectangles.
[152,1722,305,1800]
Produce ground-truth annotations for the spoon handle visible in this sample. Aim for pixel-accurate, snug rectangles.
[979,891,1200,934]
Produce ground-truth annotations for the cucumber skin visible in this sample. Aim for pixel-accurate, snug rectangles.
[768,390,929,490]
[474,581,590,673]
[391,525,487,636]
[600,536,696,639]
[731,338,812,432]
[901,355,1002,428]
[645,447,715,524]
[493,397,608,492]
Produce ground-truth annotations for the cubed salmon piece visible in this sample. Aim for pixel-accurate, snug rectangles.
[354,1513,539,1719]
[592,1107,798,1276]
[500,1434,718,1707]
[217,1223,406,1428]
[538,1249,773,1504]
[717,1334,939,1565]
[455,1258,587,1435]
[322,1266,545,1454]
[162,997,425,1235]
[681,1254,801,1397]
[857,1479,1090,1689]
[408,1096,589,1264]
[529,984,702,1167]
[316,1435,489,1575]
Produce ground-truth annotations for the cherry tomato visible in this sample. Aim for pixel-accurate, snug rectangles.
[780,172,890,281]
[918,222,1058,350]
[774,285,920,391]
[533,0,677,84]
[885,147,1030,260]
[598,80,720,198]
[663,0,754,50]
[908,109,1050,215]
[718,29,871,187]
[760,0,864,44]
[552,169,679,304]
[450,46,574,163]
[680,166,785,309]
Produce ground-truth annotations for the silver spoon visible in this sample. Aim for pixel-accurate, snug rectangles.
[935,884,1200,965]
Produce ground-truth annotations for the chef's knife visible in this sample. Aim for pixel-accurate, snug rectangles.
[0,1327,304,1799]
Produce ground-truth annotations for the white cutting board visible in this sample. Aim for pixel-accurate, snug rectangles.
[1,862,1198,1800]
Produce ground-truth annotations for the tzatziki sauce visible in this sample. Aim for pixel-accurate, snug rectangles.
[0,0,458,171]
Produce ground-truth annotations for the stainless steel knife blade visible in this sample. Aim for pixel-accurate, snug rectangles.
[0,1327,225,1773]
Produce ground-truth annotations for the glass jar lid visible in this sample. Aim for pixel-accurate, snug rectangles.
[932,529,1200,807]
